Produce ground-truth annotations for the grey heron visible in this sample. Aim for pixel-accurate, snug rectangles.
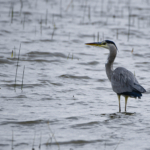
[85,40,146,112]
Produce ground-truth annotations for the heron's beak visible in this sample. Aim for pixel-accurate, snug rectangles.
[85,42,109,49]
[85,42,102,47]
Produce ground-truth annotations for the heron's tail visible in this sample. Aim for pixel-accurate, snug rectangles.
[133,83,146,93]
[120,91,142,99]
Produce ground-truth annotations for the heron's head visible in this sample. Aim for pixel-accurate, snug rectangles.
[85,40,117,50]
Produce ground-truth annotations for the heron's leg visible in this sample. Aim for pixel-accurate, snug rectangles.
[125,96,128,112]
[117,94,121,112]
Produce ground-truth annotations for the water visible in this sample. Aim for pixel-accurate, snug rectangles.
[0,0,150,150]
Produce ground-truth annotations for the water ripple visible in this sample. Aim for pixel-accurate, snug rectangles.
[59,74,91,79]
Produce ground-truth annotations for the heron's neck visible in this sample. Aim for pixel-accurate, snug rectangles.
[105,46,117,81]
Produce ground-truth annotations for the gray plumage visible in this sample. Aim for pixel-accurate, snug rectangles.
[111,67,146,95]
[86,40,146,112]
[104,40,146,98]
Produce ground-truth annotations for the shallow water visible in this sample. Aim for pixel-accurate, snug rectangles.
[0,0,150,150]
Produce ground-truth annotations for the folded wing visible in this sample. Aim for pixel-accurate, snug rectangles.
[111,67,146,98]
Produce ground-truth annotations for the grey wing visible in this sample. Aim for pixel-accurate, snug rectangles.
[111,67,146,94]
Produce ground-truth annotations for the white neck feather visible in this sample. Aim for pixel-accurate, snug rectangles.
[105,44,117,81]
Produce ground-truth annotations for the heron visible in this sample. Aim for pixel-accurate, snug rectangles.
[85,40,146,112]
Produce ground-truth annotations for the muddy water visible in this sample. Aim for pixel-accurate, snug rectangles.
[0,0,150,150]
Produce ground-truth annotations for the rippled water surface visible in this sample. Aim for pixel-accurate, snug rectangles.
[0,0,150,150]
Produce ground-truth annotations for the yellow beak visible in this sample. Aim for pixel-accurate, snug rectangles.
[85,42,102,47]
